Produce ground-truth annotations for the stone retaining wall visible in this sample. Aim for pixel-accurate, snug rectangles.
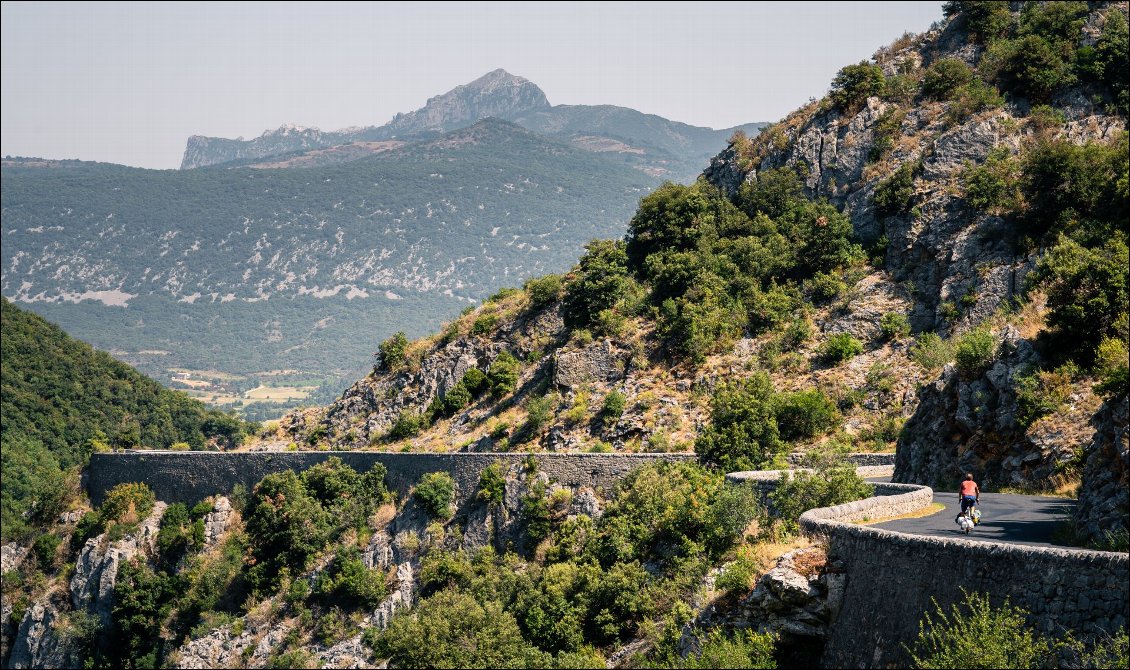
[799,483,1129,668]
[85,451,697,506]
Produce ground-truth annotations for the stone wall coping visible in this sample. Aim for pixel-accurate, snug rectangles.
[726,464,893,484]
[123,450,698,459]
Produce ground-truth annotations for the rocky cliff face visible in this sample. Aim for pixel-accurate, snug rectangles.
[700,4,1125,499]
[7,503,167,670]
[703,27,1123,336]
[894,327,1101,488]
[1075,395,1130,545]
[385,69,551,136]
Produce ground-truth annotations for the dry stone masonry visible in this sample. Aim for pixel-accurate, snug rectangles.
[86,451,696,508]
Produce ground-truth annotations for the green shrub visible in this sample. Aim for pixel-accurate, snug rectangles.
[830,62,886,111]
[100,482,157,527]
[674,628,777,669]
[415,472,455,519]
[822,333,864,363]
[774,390,840,441]
[387,410,426,440]
[562,240,633,331]
[523,394,556,432]
[244,470,334,595]
[1015,364,1077,427]
[1028,104,1065,132]
[695,373,782,472]
[921,58,973,100]
[880,312,911,341]
[873,162,916,217]
[982,34,1077,103]
[807,272,847,303]
[945,77,1004,123]
[32,533,61,566]
[601,391,627,425]
[522,484,553,545]
[910,332,954,372]
[478,463,507,506]
[366,590,544,668]
[945,1,1012,44]
[1030,239,1128,363]
[767,462,873,536]
[487,352,521,398]
[441,382,472,415]
[313,545,387,609]
[869,109,907,163]
[471,313,498,336]
[954,328,997,378]
[377,332,409,371]
[524,274,564,309]
[715,549,761,596]
[963,147,1019,212]
[1019,137,1128,243]
[909,591,1054,669]
[461,368,489,397]
[155,502,205,567]
[1095,337,1130,398]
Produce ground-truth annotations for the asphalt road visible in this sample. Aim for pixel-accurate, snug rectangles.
[869,487,1077,548]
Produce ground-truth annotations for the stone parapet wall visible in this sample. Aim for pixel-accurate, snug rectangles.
[799,483,1129,668]
[85,451,697,507]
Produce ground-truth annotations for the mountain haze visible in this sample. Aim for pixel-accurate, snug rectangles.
[180,69,766,182]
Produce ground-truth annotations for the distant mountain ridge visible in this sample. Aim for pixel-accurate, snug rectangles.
[3,118,659,401]
[180,69,765,182]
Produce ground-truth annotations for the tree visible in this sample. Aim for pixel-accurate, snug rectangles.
[695,374,782,471]
[830,62,885,111]
[415,472,455,519]
[377,332,409,371]
[561,240,633,330]
[921,58,973,100]
[487,352,521,398]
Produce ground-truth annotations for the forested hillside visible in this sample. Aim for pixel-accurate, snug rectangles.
[0,298,253,542]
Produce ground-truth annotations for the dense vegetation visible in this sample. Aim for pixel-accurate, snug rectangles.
[0,298,253,542]
[366,461,777,667]
[910,590,1128,670]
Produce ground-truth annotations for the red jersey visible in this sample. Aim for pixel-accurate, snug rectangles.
[959,480,978,496]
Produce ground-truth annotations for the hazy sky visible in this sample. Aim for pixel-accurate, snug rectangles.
[1,1,944,169]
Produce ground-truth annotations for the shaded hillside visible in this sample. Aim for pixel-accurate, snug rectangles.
[0,298,252,541]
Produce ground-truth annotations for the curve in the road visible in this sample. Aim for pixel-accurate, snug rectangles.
[869,490,1077,549]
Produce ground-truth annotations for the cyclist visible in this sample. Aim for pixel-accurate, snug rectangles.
[957,473,980,523]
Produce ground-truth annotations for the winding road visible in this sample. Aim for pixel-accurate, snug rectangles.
[869,487,1077,548]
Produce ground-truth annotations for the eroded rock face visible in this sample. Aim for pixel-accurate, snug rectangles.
[553,339,627,389]
[1,544,28,575]
[1075,395,1130,545]
[895,328,1100,489]
[202,496,233,549]
[287,304,565,449]
[684,547,842,659]
[7,595,82,670]
[70,501,167,631]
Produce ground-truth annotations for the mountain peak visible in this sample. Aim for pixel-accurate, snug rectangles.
[387,69,551,136]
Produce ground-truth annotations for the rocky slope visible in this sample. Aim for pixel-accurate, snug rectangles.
[702,3,1127,502]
